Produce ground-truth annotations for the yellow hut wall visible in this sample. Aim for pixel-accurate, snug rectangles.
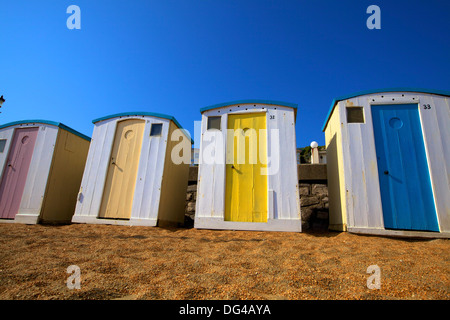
[40,129,90,223]
[324,104,347,231]
[157,121,191,226]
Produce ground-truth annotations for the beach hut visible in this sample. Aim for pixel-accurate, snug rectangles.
[194,100,301,232]
[323,88,450,238]
[72,112,192,226]
[0,120,90,224]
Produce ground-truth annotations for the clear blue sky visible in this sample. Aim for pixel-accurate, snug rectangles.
[1,0,449,147]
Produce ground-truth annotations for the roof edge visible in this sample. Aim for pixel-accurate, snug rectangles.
[0,120,91,141]
[200,99,298,113]
[92,112,193,144]
[322,88,450,132]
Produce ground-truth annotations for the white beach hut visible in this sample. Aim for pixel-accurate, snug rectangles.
[72,112,192,226]
[323,88,450,238]
[194,100,301,232]
[0,120,90,224]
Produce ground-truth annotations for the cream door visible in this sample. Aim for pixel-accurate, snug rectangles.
[98,119,145,219]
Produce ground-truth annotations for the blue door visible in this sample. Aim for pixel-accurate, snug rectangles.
[371,104,439,232]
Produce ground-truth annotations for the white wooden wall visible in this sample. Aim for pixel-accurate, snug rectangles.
[338,93,450,233]
[195,103,301,230]
[131,117,170,221]
[419,94,450,231]
[0,127,16,178]
[73,116,171,224]
[0,124,58,222]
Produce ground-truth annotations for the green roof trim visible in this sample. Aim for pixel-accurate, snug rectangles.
[92,112,193,144]
[200,99,298,113]
[322,88,450,132]
[0,120,91,141]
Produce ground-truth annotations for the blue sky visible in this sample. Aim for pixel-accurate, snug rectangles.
[0,0,449,147]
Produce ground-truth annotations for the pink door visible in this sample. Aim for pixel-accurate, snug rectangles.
[0,127,39,219]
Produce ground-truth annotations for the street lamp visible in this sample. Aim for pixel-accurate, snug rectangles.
[0,95,5,108]
[310,141,319,164]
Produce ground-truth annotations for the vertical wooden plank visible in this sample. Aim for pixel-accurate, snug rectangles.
[157,121,191,224]
[212,113,226,219]
[197,112,222,218]
[272,109,284,219]
[275,107,298,219]
[0,128,15,179]
[86,120,117,217]
[280,107,300,220]
[418,95,450,231]
[40,129,90,222]
[361,99,384,229]
[290,109,302,221]
[339,101,353,228]
[134,118,168,220]
[325,107,344,230]
[74,121,107,217]
[267,108,279,220]
[131,119,151,219]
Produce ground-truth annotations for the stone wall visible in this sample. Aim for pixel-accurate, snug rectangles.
[185,183,197,227]
[299,182,328,230]
[297,164,329,230]
[184,164,329,230]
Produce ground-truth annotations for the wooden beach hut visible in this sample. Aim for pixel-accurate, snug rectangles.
[72,112,192,226]
[194,100,301,232]
[0,120,90,224]
[323,88,450,238]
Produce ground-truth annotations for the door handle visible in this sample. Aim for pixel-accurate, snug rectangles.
[384,170,389,175]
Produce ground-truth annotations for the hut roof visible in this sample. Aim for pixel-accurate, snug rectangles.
[0,120,91,141]
[322,88,450,132]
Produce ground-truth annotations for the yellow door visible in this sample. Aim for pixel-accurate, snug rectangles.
[99,119,145,219]
[225,113,267,222]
